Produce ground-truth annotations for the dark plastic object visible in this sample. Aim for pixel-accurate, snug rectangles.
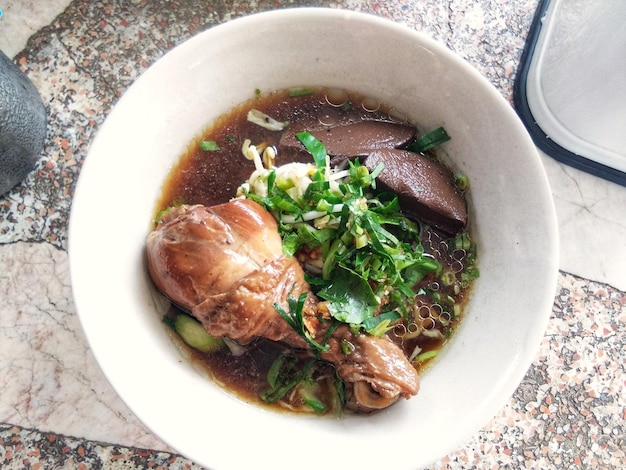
[513,0,626,187]
[0,50,47,195]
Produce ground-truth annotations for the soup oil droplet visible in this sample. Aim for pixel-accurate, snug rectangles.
[317,108,340,126]
[361,97,380,113]
[421,317,436,330]
[418,305,431,319]
[325,88,348,107]
[388,107,408,123]
[431,303,443,319]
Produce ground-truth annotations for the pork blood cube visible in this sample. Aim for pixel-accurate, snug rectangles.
[363,148,467,235]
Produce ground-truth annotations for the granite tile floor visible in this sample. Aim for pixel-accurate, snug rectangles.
[0,0,71,58]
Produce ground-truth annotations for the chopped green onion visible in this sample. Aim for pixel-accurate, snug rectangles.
[261,354,303,403]
[266,352,288,389]
[440,270,456,286]
[453,303,462,317]
[200,140,220,151]
[295,131,328,169]
[414,349,439,363]
[454,232,472,251]
[341,338,355,355]
[289,87,315,97]
[455,172,469,191]
[461,266,480,287]
[261,357,330,414]
[298,378,326,414]
[408,126,451,153]
[304,396,326,414]
[154,207,172,224]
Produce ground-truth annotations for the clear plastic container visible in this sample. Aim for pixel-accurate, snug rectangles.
[514,0,626,185]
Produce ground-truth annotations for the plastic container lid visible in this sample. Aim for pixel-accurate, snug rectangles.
[514,0,626,186]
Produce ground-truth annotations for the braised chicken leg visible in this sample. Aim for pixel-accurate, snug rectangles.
[146,198,419,412]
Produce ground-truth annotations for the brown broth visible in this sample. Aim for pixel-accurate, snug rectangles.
[156,88,402,209]
[155,87,475,412]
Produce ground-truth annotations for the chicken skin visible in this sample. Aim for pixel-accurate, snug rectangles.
[146,198,419,412]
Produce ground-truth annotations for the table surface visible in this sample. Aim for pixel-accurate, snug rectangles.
[1,1,624,469]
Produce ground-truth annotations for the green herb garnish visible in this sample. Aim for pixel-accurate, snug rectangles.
[154,206,172,224]
[261,353,303,402]
[200,140,220,151]
[261,355,344,415]
[274,293,330,355]
[243,132,442,340]
[455,172,469,191]
[408,126,451,153]
[415,349,439,363]
[289,87,315,97]
[295,131,328,169]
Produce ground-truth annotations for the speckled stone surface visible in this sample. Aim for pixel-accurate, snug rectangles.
[0,424,203,469]
[0,0,624,469]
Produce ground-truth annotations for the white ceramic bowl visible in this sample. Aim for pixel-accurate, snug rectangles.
[69,8,558,470]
